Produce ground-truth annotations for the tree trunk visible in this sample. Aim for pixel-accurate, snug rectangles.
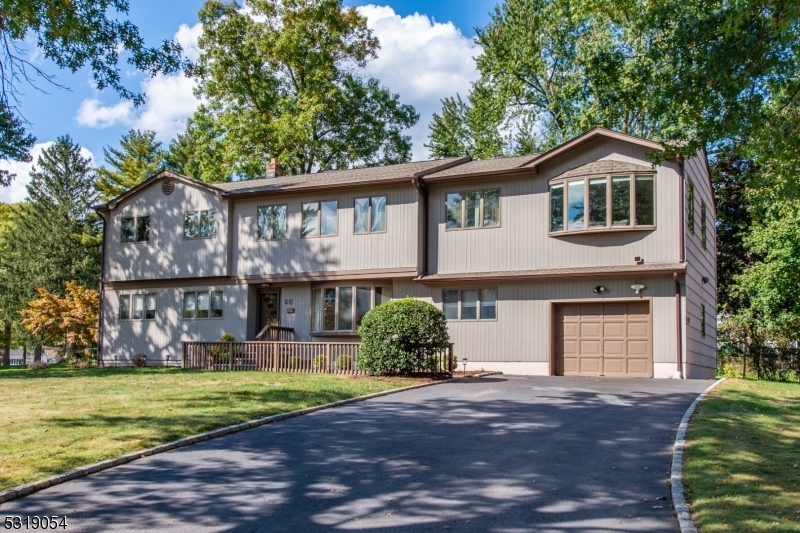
[23,345,27,365]
[34,345,42,363]
[2,322,11,366]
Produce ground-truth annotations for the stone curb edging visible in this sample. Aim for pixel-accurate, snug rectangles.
[671,378,726,533]
[0,371,500,506]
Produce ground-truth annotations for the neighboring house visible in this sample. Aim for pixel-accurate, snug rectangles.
[95,128,717,379]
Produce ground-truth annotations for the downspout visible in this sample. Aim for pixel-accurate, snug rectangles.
[97,211,108,367]
[677,154,686,263]
[674,272,683,379]
[412,177,429,277]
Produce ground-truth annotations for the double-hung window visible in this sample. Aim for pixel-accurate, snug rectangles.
[184,209,216,239]
[119,293,156,320]
[549,174,655,233]
[302,201,337,237]
[354,196,387,234]
[258,205,288,240]
[446,189,500,230]
[311,285,391,332]
[183,290,224,319]
[121,216,150,243]
[442,289,497,320]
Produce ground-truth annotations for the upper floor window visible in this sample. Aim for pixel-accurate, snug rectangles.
[121,216,150,243]
[311,285,391,332]
[549,174,655,233]
[302,201,337,237]
[442,288,497,320]
[183,290,224,319]
[446,189,500,230]
[701,202,707,249]
[354,196,387,234]
[119,293,156,320]
[687,181,695,234]
[184,209,216,239]
[258,205,288,240]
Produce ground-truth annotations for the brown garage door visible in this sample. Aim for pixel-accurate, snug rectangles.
[555,302,652,377]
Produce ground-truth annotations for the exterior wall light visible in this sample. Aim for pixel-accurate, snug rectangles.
[593,286,606,294]
[631,284,645,294]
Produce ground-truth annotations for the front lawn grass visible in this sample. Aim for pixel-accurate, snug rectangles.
[683,379,800,532]
[0,365,428,491]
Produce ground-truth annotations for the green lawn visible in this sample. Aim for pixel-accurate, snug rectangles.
[0,364,428,491]
[683,379,800,532]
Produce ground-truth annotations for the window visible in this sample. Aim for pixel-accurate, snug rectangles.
[183,290,223,319]
[118,293,155,320]
[700,304,706,337]
[121,216,150,243]
[549,174,655,233]
[687,181,695,234]
[302,201,337,237]
[311,285,391,332]
[701,202,707,249]
[258,205,287,240]
[184,209,216,239]
[445,189,500,230]
[354,196,387,234]
[442,288,497,320]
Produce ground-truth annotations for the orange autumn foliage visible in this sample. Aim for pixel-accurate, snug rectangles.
[20,281,99,347]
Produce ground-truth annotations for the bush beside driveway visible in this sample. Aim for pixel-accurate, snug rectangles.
[683,379,800,532]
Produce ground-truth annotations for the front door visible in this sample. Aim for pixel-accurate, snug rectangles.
[258,291,281,335]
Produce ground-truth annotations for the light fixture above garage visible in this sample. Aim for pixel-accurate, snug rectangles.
[631,284,645,294]
[593,286,606,294]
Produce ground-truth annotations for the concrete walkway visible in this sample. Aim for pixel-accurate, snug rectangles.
[0,376,710,532]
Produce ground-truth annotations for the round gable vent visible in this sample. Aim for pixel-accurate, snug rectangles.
[162,180,175,195]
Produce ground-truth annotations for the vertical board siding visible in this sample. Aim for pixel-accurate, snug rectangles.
[428,138,680,275]
[101,284,247,365]
[104,180,228,282]
[395,276,676,365]
[683,153,718,377]
[232,184,418,276]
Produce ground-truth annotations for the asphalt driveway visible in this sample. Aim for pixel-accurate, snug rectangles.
[0,375,711,532]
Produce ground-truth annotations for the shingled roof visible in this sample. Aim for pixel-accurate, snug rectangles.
[216,157,468,196]
[552,160,655,180]
[423,154,539,180]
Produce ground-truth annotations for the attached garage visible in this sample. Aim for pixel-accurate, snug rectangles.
[555,301,652,377]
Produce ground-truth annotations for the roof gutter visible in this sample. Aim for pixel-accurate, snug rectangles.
[675,272,684,379]
[677,153,686,263]
[97,211,108,366]
[411,176,429,277]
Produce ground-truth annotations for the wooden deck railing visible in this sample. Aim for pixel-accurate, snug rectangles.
[254,325,296,342]
[182,341,455,375]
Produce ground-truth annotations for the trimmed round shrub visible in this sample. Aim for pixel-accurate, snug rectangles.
[133,353,147,367]
[287,355,301,369]
[312,354,327,371]
[336,354,353,371]
[357,297,450,375]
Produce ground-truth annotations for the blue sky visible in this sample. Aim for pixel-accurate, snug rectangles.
[0,0,496,203]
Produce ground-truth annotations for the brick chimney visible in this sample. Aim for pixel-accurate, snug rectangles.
[265,158,281,178]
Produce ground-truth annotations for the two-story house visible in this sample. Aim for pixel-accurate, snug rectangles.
[95,127,717,379]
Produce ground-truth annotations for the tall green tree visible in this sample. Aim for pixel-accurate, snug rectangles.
[0,136,101,333]
[96,130,166,201]
[187,0,419,179]
[429,0,800,157]
[0,0,183,181]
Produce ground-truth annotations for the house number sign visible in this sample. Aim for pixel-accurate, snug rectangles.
[284,299,293,305]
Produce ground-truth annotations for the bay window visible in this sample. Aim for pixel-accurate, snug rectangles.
[354,196,387,234]
[446,189,500,230]
[311,285,392,332]
[442,288,497,321]
[549,174,655,233]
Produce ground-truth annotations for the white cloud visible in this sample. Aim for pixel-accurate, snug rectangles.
[358,5,480,160]
[0,142,94,204]
[74,23,203,142]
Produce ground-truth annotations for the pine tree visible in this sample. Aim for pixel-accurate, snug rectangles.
[96,129,166,201]
[0,136,101,332]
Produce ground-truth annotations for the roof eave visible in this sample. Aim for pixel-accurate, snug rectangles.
[413,264,688,283]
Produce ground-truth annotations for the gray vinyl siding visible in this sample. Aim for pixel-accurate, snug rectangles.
[104,180,228,282]
[683,152,718,378]
[427,137,681,275]
[101,283,247,365]
[231,184,418,276]
[395,276,677,367]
